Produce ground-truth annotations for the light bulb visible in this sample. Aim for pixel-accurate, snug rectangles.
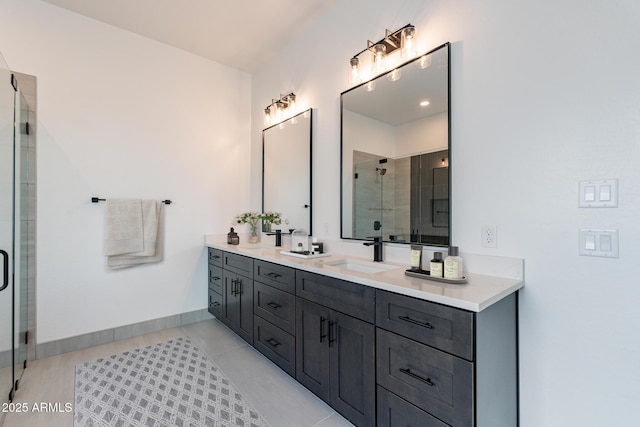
[401,26,417,60]
[349,57,361,84]
[371,44,387,75]
[288,95,297,117]
[275,101,284,123]
[264,107,271,126]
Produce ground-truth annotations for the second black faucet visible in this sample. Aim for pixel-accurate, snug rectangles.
[363,236,383,262]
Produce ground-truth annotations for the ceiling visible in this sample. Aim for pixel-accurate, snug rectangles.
[40,0,337,72]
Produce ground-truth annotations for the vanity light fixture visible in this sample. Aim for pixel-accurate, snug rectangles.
[264,92,297,126]
[348,24,417,85]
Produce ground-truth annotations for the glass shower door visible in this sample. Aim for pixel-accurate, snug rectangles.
[0,52,16,414]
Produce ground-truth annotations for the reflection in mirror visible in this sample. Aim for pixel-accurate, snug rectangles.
[263,109,312,235]
[341,42,450,246]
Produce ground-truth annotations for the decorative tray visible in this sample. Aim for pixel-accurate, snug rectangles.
[280,250,331,259]
[404,269,468,284]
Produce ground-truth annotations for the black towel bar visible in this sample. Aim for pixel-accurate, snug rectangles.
[91,197,172,205]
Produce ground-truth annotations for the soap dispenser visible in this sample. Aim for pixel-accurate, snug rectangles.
[227,227,239,245]
[444,246,464,279]
[430,252,444,277]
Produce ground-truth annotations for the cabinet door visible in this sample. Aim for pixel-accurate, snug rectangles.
[329,311,375,427]
[222,270,238,329]
[221,270,253,343]
[296,298,330,401]
[236,274,254,344]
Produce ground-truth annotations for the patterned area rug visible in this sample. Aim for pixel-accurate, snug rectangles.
[74,337,269,427]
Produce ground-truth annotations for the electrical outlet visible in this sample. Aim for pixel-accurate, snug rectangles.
[481,225,497,248]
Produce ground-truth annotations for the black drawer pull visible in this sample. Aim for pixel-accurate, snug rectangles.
[398,315,434,329]
[210,276,221,281]
[267,301,282,310]
[399,368,435,387]
[266,272,283,279]
[266,338,281,348]
[211,255,221,259]
[210,302,220,307]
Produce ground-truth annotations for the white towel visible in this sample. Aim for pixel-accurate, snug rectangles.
[107,202,164,269]
[103,199,144,256]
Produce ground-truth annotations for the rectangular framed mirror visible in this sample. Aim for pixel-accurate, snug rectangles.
[262,109,312,235]
[340,42,450,246]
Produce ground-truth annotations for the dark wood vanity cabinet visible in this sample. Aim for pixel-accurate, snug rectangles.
[375,289,518,427]
[295,271,376,427]
[207,249,518,427]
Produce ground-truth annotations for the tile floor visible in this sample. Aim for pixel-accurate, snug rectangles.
[2,319,353,427]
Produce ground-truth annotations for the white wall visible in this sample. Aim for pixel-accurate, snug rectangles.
[0,0,252,343]
[396,112,447,157]
[251,0,640,425]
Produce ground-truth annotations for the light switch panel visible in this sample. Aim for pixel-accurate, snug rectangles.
[579,179,618,207]
[579,229,619,258]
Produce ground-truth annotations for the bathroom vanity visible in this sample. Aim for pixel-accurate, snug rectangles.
[206,239,523,427]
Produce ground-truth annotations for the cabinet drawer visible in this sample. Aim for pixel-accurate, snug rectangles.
[222,252,254,277]
[254,282,295,335]
[254,260,295,294]
[208,247,223,267]
[376,289,474,361]
[377,386,449,427]
[208,265,223,294]
[296,270,375,323]
[254,316,295,377]
[376,328,472,427]
[208,287,222,318]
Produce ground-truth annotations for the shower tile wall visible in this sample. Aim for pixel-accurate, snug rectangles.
[353,151,411,241]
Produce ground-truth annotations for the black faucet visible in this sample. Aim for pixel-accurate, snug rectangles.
[363,236,383,262]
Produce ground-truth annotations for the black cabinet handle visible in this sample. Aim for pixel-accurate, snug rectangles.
[267,301,281,310]
[320,317,327,343]
[399,368,435,387]
[210,276,221,281]
[398,315,434,329]
[0,250,8,292]
[212,255,221,260]
[266,272,282,279]
[210,302,220,307]
[328,321,337,347]
[231,279,242,296]
[266,338,281,348]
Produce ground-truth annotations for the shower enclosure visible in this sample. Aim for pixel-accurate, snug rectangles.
[0,50,34,417]
[352,149,448,244]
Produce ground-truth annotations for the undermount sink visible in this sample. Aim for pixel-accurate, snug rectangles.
[324,258,399,274]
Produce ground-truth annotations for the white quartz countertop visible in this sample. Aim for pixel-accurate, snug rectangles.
[205,238,524,313]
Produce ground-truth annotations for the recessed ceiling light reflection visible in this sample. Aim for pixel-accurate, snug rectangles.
[419,100,430,107]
